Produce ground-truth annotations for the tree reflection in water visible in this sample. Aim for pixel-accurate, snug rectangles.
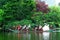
[22,32,31,40]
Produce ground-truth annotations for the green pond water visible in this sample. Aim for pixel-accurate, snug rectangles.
[0,31,60,40]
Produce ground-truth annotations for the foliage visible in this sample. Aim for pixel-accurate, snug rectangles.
[2,0,35,21]
[48,6,60,27]
[0,9,4,27]
[0,0,60,29]
[0,9,4,21]
[4,19,34,29]
[31,12,44,25]
[36,1,49,13]
[31,6,60,27]
[0,0,35,27]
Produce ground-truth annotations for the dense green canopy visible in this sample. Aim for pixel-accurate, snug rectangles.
[0,0,60,29]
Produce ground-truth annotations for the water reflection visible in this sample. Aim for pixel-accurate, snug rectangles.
[17,32,21,40]
[0,32,60,40]
[43,32,50,40]
[22,32,31,40]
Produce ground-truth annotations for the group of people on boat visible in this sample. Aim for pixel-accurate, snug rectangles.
[34,23,52,32]
[11,23,53,32]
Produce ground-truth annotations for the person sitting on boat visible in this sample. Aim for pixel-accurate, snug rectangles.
[26,24,31,31]
[50,25,53,29]
[49,25,54,31]
[22,25,26,31]
[17,25,22,31]
[34,25,39,31]
[39,25,43,31]
[12,26,16,30]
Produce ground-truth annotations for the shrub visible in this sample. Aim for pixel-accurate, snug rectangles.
[4,19,33,29]
[36,1,49,13]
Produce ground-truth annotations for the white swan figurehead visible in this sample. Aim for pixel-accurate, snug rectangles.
[43,23,50,31]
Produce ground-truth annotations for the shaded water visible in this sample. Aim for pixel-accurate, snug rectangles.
[0,32,60,40]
